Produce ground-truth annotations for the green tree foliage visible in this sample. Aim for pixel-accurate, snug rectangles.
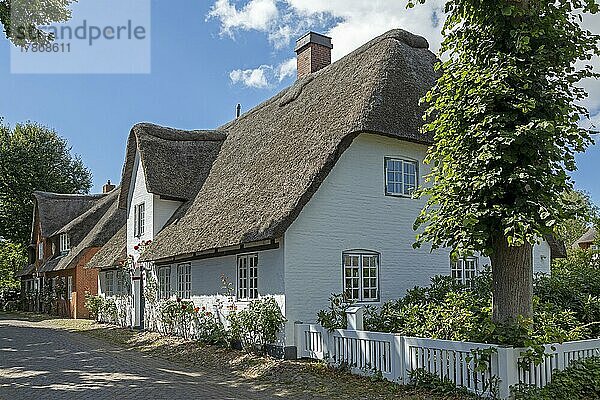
[555,190,599,247]
[0,240,25,289]
[410,0,599,323]
[0,0,76,46]
[0,118,92,244]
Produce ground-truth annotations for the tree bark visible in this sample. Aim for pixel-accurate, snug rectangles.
[489,234,533,324]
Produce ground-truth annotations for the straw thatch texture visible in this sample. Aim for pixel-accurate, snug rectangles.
[118,123,226,208]
[53,190,126,271]
[140,29,438,262]
[572,227,597,249]
[85,224,127,269]
[33,192,105,239]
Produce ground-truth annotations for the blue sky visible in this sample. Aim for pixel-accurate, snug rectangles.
[1,0,598,204]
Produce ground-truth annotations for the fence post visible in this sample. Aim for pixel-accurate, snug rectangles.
[496,346,518,400]
[392,335,405,384]
[346,306,364,330]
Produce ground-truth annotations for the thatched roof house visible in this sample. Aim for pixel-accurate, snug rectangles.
[140,29,438,263]
[32,191,105,241]
[52,189,126,271]
[573,227,598,249]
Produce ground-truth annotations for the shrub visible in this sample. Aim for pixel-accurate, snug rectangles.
[159,298,195,338]
[512,356,600,400]
[195,307,227,345]
[228,297,286,353]
[84,293,104,320]
[318,265,597,347]
[535,248,600,337]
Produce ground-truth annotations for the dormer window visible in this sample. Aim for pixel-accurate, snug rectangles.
[134,202,145,237]
[385,158,418,197]
[59,233,70,254]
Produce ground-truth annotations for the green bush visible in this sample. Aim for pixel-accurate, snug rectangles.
[84,293,104,320]
[535,248,600,337]
[318,263,598,347]
[512,356,600,400]
[228,297,286,353]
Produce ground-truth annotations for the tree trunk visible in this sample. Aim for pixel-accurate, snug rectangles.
[489,234,533,324]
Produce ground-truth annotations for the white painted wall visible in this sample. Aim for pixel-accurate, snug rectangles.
[284,133,450,345]
[153,195,182,237]
[127,151,154,256]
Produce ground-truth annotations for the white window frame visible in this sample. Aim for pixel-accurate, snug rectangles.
[176,263,191,299]
[158,266,171,300]
[133,202,145,237]
[105,271,114,297]
[385,157,418,197]
[116,270,124,295]
[38,242,44,260]
[237,254,258,301]
[59,233,70,254]
[342,251,380,302]
[67,276,73,300]
[451,257,479,287]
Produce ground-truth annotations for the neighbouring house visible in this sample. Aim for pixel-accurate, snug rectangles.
[15,182,119,317]
[573,226,598,250]
[85,29,561,357]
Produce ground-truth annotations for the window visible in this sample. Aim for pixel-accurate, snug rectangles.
[451,257,479,287]
[106,271,114,296]
[177,263,191,299]
[158,266,171,300]
[38,242,44,260]
[59,233,70,254]
[343,251,380,302]
[385,158,418,196]
[133,202,145,237]
[67,276,73,300]
[237,254,258,300]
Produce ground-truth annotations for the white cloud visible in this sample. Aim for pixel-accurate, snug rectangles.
[276,58,296,81]
[229,58,297,88]
[229,65,271,88]
[214,0,599,105]
[208,0,279,35]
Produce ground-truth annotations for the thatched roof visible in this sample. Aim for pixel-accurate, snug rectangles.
[38,256,62,273]
[52,190,126,271]
[141,29,438,262]
[51,189,117,247]
[85,224,127,269]
[118,123,226,209]
[573,227,597,249]
[15,264,35,278]
[32,191,105,239]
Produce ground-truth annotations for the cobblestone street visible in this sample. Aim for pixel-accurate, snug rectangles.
[0,315,296,400]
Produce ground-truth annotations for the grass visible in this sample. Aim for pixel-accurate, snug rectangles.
[4,311,475,399]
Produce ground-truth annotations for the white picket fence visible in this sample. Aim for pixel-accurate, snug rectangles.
[295,323,600,399]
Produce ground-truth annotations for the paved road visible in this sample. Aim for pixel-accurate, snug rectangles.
[0,315,298,400]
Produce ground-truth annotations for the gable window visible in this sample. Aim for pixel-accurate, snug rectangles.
[158,266,171,300]
[38,242,44,261]
[106,271,114,296]
[59,233,70,254]
[451,257,479,287]
[133,202,145,237]
[343,251,380,302]
[176,263,191,299]
[385,158,418,196]
[237,254,258,300]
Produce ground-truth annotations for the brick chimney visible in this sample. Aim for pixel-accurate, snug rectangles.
[294,32,332,79]
[102,180,116,193]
